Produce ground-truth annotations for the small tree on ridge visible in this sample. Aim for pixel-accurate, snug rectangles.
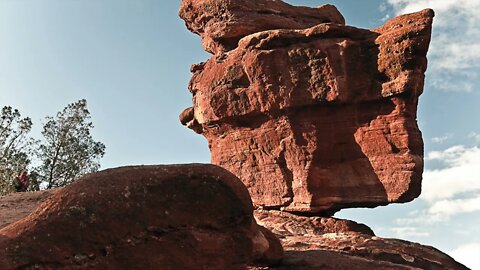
[0,106,35,195]
[35,99,106,189]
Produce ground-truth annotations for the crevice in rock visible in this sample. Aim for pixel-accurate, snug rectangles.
[204,92,412,132]
[245,27,378,52]
[275,146,294,207]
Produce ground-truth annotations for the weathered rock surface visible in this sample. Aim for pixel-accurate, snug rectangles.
[250,210,469,270]
[0,165,283,269]
[0,189,57,230]
[179,0,345,54]
[0,192,468,269]
[254,209,375,237]
[180,0,434,213]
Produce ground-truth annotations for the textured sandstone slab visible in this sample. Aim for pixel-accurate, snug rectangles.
[180,0,433,213]
[0,165,282,269]
[0,189,57,230]
[179,0,345,54]
[250,210,469,270]
[254,209,375,237]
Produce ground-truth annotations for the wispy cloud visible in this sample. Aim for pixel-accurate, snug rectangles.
[428,196,480,216]
[386,0,480,92]
[423,145,480,203]
[390,227,430,238]
[449,243,480,270]
[469,132,480,144]
[431,134,452,144]
[394,145,480,226]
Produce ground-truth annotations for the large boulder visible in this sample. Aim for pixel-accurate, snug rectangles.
[180,0,434,214]
[0,165,282,269]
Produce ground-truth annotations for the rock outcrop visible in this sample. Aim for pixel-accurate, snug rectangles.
[250,210,469,270]
[180,0,434,214]
[179,0,345,54]
[0,189,57,230]
[0,165,282,269]
[0,1,466,269]
[0,188,468,270]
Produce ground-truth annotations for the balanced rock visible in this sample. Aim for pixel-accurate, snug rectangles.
[0,165,282,269]
[180,0,434,213]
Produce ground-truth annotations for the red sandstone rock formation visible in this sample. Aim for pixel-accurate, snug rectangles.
[180,0,434,213]
[0,189,57,230]
[0,165,282,269]
[0,191,468,269]
[179,0,345,54]
[250,210,469,270]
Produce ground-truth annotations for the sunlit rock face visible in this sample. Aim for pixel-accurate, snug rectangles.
[180,0,434,214]
[179,0,345,55]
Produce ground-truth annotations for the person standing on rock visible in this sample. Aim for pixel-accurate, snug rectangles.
[14,171,29,192]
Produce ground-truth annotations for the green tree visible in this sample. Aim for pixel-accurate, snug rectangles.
[35,99,106,189]
[0,106,34,195]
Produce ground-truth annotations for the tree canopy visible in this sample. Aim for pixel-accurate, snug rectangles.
[0,107,34,194]
[0,99,106,195]
[35,99,106,188]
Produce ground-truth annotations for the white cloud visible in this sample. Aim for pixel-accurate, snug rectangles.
[379,3,388,13]
[431,134,451,144]
[395,145,480,225]
[423,146,480,203]
[386,0,480,92]
[428,195,480,216]
[469,132,480,144]
[449,243,480,270]
[395,210,444,225]
[390,227,430,238]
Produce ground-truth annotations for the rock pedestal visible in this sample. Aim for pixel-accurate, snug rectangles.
[251,210,469,270]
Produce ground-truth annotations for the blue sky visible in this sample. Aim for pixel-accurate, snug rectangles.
[0,0,478,268]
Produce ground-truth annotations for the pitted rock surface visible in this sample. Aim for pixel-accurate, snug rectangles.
[180,0,434,213]
[0,189,57,230]
[250,210,469,270]
[179,0,345,54]
[0,165,282,269]
[254,209,375,237]
[0,192,468,269]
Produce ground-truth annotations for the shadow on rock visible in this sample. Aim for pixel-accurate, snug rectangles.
[0,164,283,270]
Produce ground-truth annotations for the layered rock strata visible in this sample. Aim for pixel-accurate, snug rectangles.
[179,0,345,54]
[250,210,469,270]
[0,165,282,269]
[180,0,434,213]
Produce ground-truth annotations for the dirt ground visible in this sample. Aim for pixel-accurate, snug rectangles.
[0,189,57,229]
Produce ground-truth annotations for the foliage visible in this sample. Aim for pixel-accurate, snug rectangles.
[0,99,106,195]
[35,99,106,189]
[0,106,34,195]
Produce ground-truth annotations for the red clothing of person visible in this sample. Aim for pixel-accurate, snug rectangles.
[18,172,29,191]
